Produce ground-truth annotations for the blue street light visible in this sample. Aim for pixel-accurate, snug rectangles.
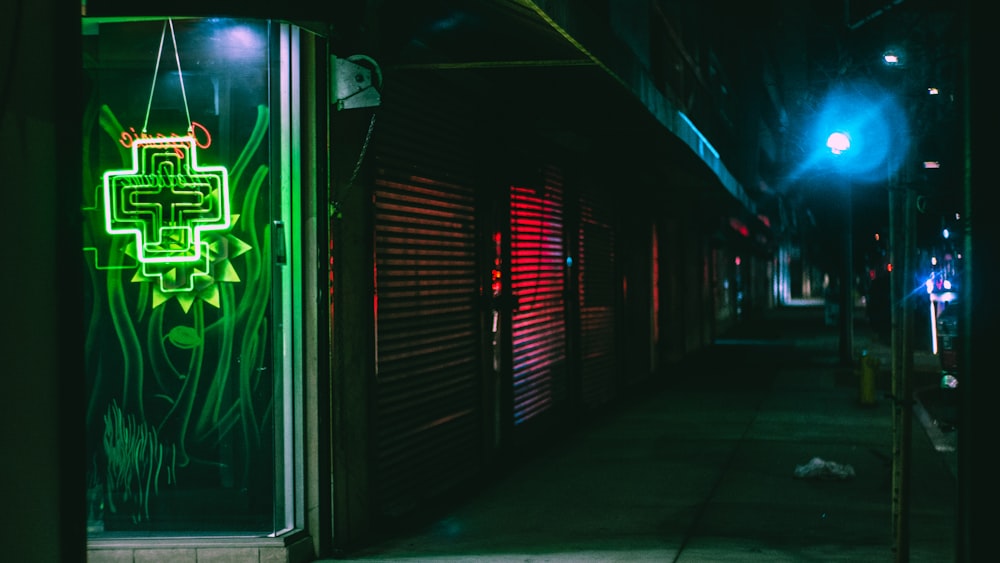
[782,79,913,365]
[831,130,856,366]
[790,80,910,185]
[827,131,851,155]
[802,81,910,366]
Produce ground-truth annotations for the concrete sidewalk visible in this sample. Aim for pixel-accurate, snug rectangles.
[322,306,958,562]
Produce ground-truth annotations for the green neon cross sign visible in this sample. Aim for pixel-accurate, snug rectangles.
[103,136,231,265]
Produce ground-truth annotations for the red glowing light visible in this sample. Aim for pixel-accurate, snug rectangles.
[729,217,749,237]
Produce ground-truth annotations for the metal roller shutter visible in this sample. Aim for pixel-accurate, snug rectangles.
[510,167,568,426]
[578,193,617,408]
[371,75,482,517]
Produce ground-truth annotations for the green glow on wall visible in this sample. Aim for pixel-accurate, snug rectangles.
[103,136,231,267]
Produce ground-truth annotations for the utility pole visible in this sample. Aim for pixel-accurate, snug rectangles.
[840,3,917,560]
[889,169,915,563]
[839,176,854,366]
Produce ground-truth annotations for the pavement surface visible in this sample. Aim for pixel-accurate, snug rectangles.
[320,304,958,562]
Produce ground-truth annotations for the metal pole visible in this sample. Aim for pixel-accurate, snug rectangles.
[957,5,973,560]
[901,186,915,561]
[840,178,854,365]
[889,177,914,563]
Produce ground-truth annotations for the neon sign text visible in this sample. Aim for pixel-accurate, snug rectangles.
[119,121,213,158]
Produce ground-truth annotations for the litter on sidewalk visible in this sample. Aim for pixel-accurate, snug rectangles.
[793,457,856,480]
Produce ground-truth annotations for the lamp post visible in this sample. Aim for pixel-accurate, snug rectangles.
[828,120,915,563]
[805,59,914,563]
[888,170,914,563]
[827,131,854,366]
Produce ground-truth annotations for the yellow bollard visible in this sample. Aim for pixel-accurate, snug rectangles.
[859,350,879,406]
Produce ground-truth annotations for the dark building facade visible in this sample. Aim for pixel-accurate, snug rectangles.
[20,1,970,562]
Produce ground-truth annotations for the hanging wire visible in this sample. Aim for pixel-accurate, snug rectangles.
[330,112,377,220]
[168,19,193,134]
[347,113,377,188]
[142,18,192,135]
[141,22,168,134]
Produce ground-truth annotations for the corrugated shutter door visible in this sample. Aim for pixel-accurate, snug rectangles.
[578,193,617,407]
[510,167,567,426]
[371,75,482,517]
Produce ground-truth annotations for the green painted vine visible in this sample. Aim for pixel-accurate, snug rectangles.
[84,101,273,527]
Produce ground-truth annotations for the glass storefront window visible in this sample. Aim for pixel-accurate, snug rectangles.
[82,17,297,536]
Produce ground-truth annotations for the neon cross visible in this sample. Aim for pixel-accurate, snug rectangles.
[103,136,230,264]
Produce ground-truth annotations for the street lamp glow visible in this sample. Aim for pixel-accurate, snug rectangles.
[790,81,910,184]
[826,131,851,155]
